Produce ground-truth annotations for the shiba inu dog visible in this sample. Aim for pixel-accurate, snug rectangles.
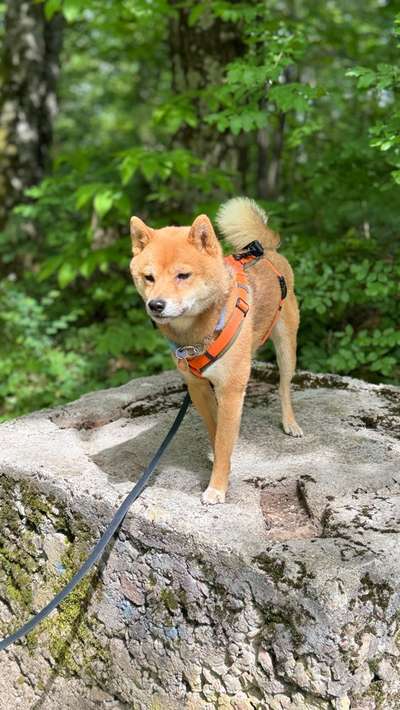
[129,197,302,505]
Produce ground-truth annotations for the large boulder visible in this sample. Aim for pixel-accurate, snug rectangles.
[0,363,399,709]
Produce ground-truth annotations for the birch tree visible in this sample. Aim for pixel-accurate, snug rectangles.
[0,0,63,229]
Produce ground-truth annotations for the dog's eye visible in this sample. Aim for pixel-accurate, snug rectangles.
[144,274,155,283]
[177,272,191,281]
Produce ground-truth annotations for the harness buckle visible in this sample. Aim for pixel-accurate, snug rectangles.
[233,240,264,261]
[278,275,287,300]
[175,344,204,360]
[236,296,249,315]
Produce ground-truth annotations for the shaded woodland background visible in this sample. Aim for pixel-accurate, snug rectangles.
[0,0,399,420]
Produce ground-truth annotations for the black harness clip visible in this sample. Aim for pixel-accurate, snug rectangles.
[233,240,264,261]
[278,275,287,300]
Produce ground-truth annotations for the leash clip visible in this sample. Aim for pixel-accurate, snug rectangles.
[175,344,204,360]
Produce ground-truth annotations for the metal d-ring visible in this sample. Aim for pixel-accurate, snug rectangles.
[175,344,204,360]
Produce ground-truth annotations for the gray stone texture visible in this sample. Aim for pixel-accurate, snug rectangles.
[0,363,399,709]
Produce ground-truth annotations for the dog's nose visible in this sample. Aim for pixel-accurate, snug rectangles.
[148,299,166,315]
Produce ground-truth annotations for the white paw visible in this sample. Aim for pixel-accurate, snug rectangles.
[201,486,226,505]
[283,420,304,437]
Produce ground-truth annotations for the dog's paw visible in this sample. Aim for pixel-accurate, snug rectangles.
[282,419,303,437]
[201,486,226,505]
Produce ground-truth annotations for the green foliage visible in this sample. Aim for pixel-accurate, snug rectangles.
[285,238,400,382]
[206,11,314,134]
[0,0,399,420]
[346,20,400,185]
[0,282,85,419]
[0,279,171,420]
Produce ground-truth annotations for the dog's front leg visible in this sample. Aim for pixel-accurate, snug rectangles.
[201,383,246,505]
[187,378,218,449]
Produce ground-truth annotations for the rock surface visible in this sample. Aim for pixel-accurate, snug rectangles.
[0,363,399,709]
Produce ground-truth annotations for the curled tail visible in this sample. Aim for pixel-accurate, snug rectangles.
[216,197,280,251]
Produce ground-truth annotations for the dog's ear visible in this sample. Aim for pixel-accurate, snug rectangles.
[130,216,153,255]
[188,214,218,254]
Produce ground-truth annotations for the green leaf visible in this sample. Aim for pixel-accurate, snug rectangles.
[94,190,115,218]
[58,262,78,288]
[44,0,62,20]
[188,3,206,26]
[75,183,101,209]
[269,84,318,112]
[63,0,83,22]
[38,256,64,282]
[119,152,141,185]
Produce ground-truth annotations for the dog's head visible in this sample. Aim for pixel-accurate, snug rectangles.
[129,214,227,325]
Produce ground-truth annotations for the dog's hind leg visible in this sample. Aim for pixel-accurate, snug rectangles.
[187,379,218,448]
[271,298,303,437]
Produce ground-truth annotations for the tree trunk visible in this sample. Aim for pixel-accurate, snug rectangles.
[167,4,244,208]
[270,112,286,195]
[0,0,63,229]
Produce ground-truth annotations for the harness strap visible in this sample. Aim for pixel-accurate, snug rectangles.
[179,256,250,377]
[176,248,287,379]
[172,250,287,377]
[260,258,288,345]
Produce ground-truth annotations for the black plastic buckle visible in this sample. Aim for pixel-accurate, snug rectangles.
[233,240,264,260]
[278,275,287,300]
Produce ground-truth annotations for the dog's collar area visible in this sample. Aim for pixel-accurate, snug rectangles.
[167,241,287,379]
[169,303,227,361]
[167,304,227,361]
[175,343,205,360]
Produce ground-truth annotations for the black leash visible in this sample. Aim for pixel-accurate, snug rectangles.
[0,392,191,652]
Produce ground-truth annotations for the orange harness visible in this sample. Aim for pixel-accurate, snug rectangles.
[173,242,287,379]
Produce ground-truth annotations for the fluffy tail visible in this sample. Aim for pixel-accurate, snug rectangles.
[216,197,280,251]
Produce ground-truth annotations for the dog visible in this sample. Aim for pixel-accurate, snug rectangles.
[129,197,302,505]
